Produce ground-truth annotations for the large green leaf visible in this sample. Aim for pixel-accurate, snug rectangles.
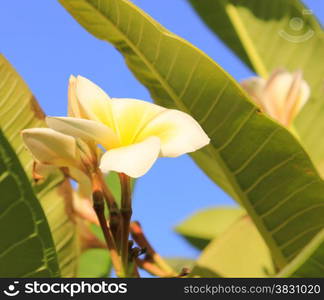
[192,217,274,278]
[105,171,122,207]
[35,177,80,277]
[165,257,195,274]
[188,0,324,175]
[78,248,111,277]
[105,171,135,207]
[278,229,324,277]
[77,222,112,277]
[58,0,324,269]
[78,225,112,277]
[0,130,59,277]
[0,54,79,277]
[175,206,244,250]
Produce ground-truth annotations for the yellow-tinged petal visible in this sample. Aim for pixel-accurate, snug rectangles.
[21,128,79,168]
[74,75,115,128]
[241,77,266,106]
[285,71,310,123]
[262,70,294,122]
[110,98,166,145]
[46,116,119,149]
[241,69,310,127]
[99,136,161,178]
[136,109,210,157]
[67,75,83,118]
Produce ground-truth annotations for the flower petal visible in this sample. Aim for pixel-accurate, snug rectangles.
[75,75,115,128]
[21,128,79,167]
[46,117,119,149]
[263,70,310,126]
[136,109,210,157]
[68,75,83,118]
[285,71,310,120]
[262,70,294,121]
[110,98,166,145]
[241,77,266,106]
[99,136,161,178]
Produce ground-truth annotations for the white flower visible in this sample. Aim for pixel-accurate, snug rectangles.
[21,127,94,198]
[21,128,82,169]
[241,69,310,127]
[45,75,210,178]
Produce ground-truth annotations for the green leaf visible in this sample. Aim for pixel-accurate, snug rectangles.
[175,206,245,250]
[188,0,324,175]
[105,171,122,207]
[192,217,274,277]
[0,54,79,277]
[164,257,195,274]
[77,224,112,277]
[277,229,324,277]
[0,130,60,277]
[105,171,135,208]
[59,0,324,270]
[78,249,111,278]
[35,177,80,277]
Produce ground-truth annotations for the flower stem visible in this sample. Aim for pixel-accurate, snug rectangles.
[92,189,124,277]
[92,170,121,244]
[119,173,132,276]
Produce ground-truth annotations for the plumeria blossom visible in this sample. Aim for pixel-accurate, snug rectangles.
[241,69,310,127]
[21,127,94,198]
[21,76,208,277]
[22,128,81,168]
[22,127,102,237]
[44,75,210,178]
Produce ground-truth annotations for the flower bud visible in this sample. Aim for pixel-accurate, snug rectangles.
[21,128,81,168]
[241,69,310,127]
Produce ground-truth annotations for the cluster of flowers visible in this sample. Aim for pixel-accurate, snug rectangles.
[22,69,309,195]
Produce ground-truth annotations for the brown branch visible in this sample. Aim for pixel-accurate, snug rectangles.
[130,221,175,276]
[130,221,155,254]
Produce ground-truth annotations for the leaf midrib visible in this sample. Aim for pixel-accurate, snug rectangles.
[220,0,318,78]
[224,2,268,78]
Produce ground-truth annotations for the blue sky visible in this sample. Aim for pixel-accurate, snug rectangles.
[1,0,323,268]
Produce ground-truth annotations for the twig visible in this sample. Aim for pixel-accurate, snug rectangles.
[130,221,175,276]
